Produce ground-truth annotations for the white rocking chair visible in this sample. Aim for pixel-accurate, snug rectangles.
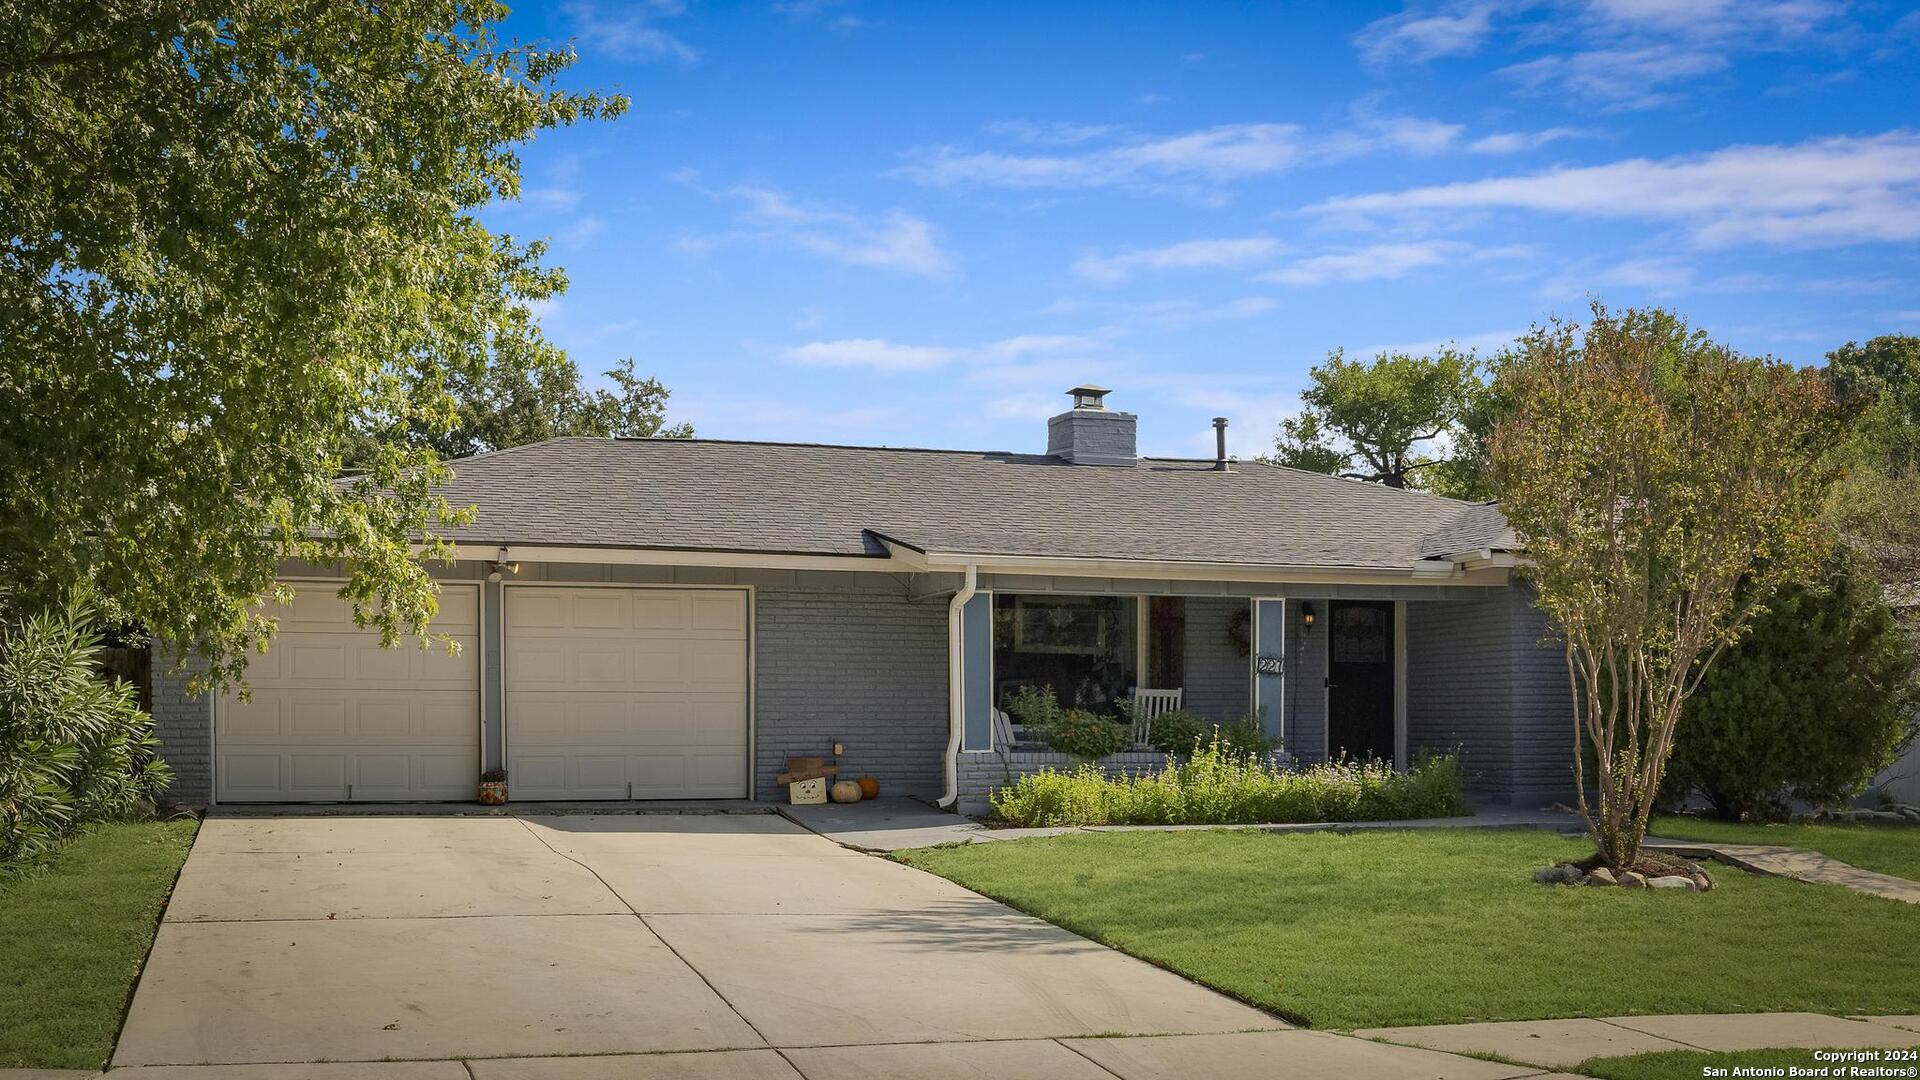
[1126,688,1184,749]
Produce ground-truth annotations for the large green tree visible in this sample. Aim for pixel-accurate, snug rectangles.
[0,0,624,688]
[1824,335,1920,605]
[1268,347,1484,490]
[1491,303,1842,871]
[392,350,694,460]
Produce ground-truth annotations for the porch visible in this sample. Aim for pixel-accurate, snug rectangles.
[950,576,1573,815]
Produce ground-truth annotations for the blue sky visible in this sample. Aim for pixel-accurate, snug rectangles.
[488,0,1920,459]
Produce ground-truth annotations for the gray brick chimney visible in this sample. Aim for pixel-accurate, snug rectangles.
[1046,384,1137,466]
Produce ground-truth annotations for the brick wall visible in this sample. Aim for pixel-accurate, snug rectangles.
[1284,606,1329,763]
[1506,588,1577,806]
[1183,596,1249,719]
[1405,585,1575,805]
[956,749,1167,817]
[754,584,950,801]
[150,652,212,805]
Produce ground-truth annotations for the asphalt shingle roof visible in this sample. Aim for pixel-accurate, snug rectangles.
[433,437,1512,571]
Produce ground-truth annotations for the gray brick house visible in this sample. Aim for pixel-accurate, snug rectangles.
[151,385,1575,814]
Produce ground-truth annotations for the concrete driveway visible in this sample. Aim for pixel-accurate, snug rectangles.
[107,812,1548,1079]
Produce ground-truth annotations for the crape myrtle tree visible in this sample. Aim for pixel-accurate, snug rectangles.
[0,0,626,689]
[1490,303,1843,871]
[1268,347,1484,490]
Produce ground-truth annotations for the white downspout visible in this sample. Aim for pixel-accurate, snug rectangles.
[937,564,979,809]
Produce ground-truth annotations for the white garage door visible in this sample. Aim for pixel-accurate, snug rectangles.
[505,587,750,800]
[217,583,482,802]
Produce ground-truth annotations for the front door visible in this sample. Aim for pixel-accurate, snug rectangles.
[1326,601,1395,764]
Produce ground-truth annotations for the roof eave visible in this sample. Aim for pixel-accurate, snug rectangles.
[895,546,1512,587]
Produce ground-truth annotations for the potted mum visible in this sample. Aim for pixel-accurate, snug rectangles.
[478,768,508,805]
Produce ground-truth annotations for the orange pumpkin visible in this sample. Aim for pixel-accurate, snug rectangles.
[857,776,879,799]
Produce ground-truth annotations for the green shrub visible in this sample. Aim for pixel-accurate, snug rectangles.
[1662,551,1918,820]
[989,739,1468,826]
[0,600,172,869]
[1006,685,1131,759]
[1135,706,1277,757]
[1041,708,1133,760]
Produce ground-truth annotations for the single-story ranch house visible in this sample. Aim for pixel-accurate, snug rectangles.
[151,386,1575,814]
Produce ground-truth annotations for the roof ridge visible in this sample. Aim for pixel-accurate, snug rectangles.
[1237,457,1482,508]
[612,436,1027,456]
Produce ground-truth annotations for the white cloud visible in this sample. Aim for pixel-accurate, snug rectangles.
[1321,115,1466,158]
[559,215,606,247]
[1501,45,1728,109]
[725,186,954,276]
[562,0,698,63]
[1314,133,1920,248]
[899,115,1492,197]
[1260,241,1526,286]
[981,120,1125,145]
[1355,1,1501,63]
[784,339,968,371]
[519,186,584,212]
[781,332,1104,375]
[1074,237,1283,282]
[1358,0,1849,106]
[1468,126,1587,153]
[1126,296,1279,330]
[896,123,1306,192]
[986,334,1108,357]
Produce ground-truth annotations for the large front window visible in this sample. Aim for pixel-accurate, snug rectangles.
[992,594,1138,715]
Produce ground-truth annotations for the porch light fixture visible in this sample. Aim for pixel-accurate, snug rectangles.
[1300,602,1316,631]
[487,546,521,583]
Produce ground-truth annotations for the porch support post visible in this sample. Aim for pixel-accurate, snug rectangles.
[1251,597,1287,743]
[959,591,994,752]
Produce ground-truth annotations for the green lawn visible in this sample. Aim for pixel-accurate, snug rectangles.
[0,818,199,1069]
[1576,1047,1892,1080]
[1650,816,1920,880]
[897,828,1920,1030]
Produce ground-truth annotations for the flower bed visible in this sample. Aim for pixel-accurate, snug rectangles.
[988,743,1469,827]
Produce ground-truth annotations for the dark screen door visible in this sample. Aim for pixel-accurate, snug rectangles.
[1326,601,1395,763]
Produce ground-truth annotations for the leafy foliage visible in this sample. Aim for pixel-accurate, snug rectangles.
[1004,684,1131,759]
[397,354,693,461]
[989,741,1466,826]
[1823,336,1920,617]
[1268,347,1485,489]
[1490,302,1844,870]
[1121,703,1277,757]
[1,600,171,869]
[1662,553,1918,820]
[0,0,625,689]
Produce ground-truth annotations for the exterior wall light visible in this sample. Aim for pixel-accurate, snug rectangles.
[1300,601,1316,630]
[487,546,520,583]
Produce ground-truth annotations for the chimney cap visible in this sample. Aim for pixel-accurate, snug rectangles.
[1067,384,1112,410]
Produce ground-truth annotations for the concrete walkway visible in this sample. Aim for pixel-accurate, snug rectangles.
[1643,837,1920,904]
[1356,1012,1920,1070]
[103,812,1578,1079]
[781,798,1584,853]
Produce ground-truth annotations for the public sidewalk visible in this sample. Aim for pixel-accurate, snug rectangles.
[1354,1013,1920,1070]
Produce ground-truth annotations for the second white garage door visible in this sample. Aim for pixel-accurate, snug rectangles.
[504,586,750,800]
